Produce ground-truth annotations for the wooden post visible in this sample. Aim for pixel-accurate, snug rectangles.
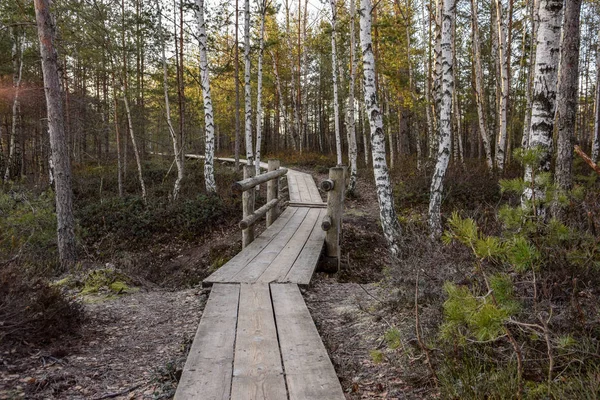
[267,159,280,226]
[242,164,255,247]
[322,166,344,272]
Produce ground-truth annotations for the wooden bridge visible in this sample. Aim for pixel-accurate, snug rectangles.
[175,159,346,400]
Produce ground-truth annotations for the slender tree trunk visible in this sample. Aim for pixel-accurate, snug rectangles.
[122,86,146,201]
[554,0,582,194]
[360,0,402,257]
[4,27,23,183]
[235,0,240,168]
[523,0,563,208]
[522,0,539,149]
[428,0,455,238]
[494,0,509,172]
[271,50,290,152]
[112,74,123,197]
[592,50,600,163]
[471,0,493,169]
[347,0,358,192]
[244,0,253,164]
[34,0,76,267]
[330,0,343,165]
[157,0,184,199]
[178,0,186,166]
[197,0,217,192]
[255,1,267,177]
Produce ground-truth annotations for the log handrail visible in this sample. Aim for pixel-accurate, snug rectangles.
[239,198,280,229]
[232,168,288,193]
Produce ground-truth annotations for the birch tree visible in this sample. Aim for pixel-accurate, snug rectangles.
[255,0,268,177]
[330,0,342,166]
[428,0,455,238]
[555,0,582,194]
[243,0,253,164]
[592,49,600,163]
[157,0,184,200]
[3,27,24,183]
[359,0,402,257]
[197,0,216,192]
[522,0,539,149]
[122,84,147,201]
[523,0,563,208]
[470,0,493,169]
[494,0,509,172]
[33,0,76,267]
[347,0,358,193]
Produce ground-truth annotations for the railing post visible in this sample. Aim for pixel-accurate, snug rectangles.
[242,164,255,248]
[266,159,280,227]
[321,166,345,272]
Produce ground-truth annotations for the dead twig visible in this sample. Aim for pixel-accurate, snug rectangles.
[574,145,600,176]
[91,383,144,400]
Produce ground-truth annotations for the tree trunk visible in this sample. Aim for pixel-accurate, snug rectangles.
[523,0,563,208]
[34,0,76,267]
[234,0,241,168]
[157,0,184,199]
[360,0,402,257]
[243,0,253,164]
[592,49,600,163]
[255,1,267,177]
[554,0,582,194]
[330,0,343,166]
[197,0,217,192]
[494,0,509,172]
[122,86,147,201]
[471,0,493,169]
[4,27,24,183]
[522,0,539,149]
[428,0,455,238]
[347,0,358,192]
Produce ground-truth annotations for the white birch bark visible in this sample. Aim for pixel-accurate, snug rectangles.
[122,86,147,201]
[243,0,253,164]
[428,0,455,238]
[494,0,509,172]
[523,0,563,207]
[522,0,539,149]
[430,0,442,158]
[4,28,24,183]
[592,49,600,163]
[471,0,493,169]
[255,1,267,177]
[361,94,369,166]
[157,0,184,200]
[347,0,358,192]
[330,0,343,166]
[360,0,402,257]
[197,0,216,192]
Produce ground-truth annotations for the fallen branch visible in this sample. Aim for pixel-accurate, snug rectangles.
[574,145,600,176]
[92,383,143,400]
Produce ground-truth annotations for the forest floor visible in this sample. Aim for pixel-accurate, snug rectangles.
[0,167,434,400]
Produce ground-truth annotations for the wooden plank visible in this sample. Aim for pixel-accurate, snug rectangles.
[232,207,311,283]
[287,173,301,202]
[231,284,287,400]
[205,207,298,284]
[283,208,327,285]
[256,208,321,283]
[174,284,240,400]
[304,174,323,203]
[288,202,327,208]
[295,173,313,203]
[271,284,345,400]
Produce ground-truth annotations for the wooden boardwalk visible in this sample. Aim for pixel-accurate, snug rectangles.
[175,162,345,400]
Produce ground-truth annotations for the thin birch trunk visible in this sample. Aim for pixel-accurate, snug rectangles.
[157,0,184,200]
[4,27,23,183]
[112,74,123,197]
[122,86,146,201]
[522,0,539,149]
[347,0,358,192]
[431,0,442,157]
[361,94,369,166]
[34,0,76,267]
[330,0,343,165]
[244,0,253,164]
[360,0,402,257]
[428,0,455,238]
[471,0,493,169]
[235,0,240,168]
[271,50,290,151]
[523,0,563,208]
[197,0,217,192]
[255,1,267,177]
[554,0,582,194]
[495,0,509,172]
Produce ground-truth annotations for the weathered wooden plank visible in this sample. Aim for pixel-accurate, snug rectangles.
[295,173,313,203]
[283,209,327,285]
[204,207,298,284]
[304,175,323,203]
[256,208,321,283]
[288,202,327,208]
[231,284,287,400]
[232,207,311,283]
[271,284,345,400]
[174,284,240,400]
[287,173,301,202]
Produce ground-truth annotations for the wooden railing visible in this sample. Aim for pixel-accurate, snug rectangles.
[232,160,287,248]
